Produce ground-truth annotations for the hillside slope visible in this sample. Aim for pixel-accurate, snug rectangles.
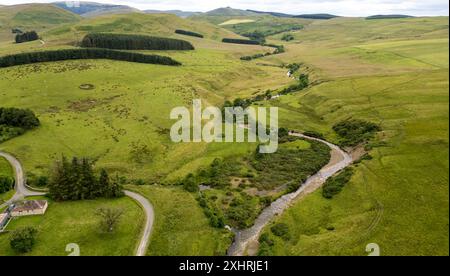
[0,4,81,41]
[53,1,141,17]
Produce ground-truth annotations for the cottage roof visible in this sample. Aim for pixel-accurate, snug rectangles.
[12,200,47,213]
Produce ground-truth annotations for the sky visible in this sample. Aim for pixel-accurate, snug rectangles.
[0,0,448,16]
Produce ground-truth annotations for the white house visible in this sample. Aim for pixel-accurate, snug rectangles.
[11,200,48,217]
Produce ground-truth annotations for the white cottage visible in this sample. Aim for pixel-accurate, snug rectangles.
[11,200,48,217]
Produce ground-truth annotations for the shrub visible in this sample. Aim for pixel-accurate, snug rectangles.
[279,74,309,95]
[15,31,39,44]
[175,30,204,38]
[0,49,181,68]
[81,33,194,50]
[333,119,381,147]
[26,175,48,188]
[242,31,266,44]
[281,34,294,41]
[271,223,291,240]
[0,176,14,193]
[303,130,325,140]
[183,174,199,193]
[0,107,40,130]
[323,168,354,199]
[222,38,260,45]
[10,227,38,253]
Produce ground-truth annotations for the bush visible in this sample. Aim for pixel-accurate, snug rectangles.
[183,174,199,193]
[279,74,309,95]
[303,130,325,140]
[0,107,40,130]
[222,38,260,45]
[10,227,38,253]
[175,30,204,38]
[11,28,23,34]
[271,223,290,240]
[242,31,266,44]
[27,175,48,188]
[81,33,194,50]
[333,119,381,147]
[281,34,294,41]
[0,48,181,68]
[0,176,14,193]
[15,31,39,44]
[323,168,354,199]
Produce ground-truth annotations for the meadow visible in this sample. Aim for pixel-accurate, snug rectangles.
[128,185,233,256]
[255,17,449,256]
[0,5,448,256]
[0,196,144,256]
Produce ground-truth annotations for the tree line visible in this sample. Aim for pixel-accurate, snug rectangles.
[15,31,39,44]
[175,30,204,38]
[222,38,260,45]
[48,156,124,201]
[81,33,195,50]
[0,48,182,68]
[240,44,285,61]
[0,107,40,130]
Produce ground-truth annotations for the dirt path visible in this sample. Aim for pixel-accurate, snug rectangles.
[0,150,154,257]
[227,132,353,256]
[124,190,155,257]
[0,151,45,209]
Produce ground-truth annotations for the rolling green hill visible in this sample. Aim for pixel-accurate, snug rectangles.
[256,16,449,256]
[53,1,140,17]
[0,10,447,257]
[0,4,81,42]
[205,7,258,17]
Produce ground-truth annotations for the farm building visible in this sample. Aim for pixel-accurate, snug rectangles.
[11,200,48,217]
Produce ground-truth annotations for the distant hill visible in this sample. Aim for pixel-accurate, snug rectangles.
[293,14,339,19]
[53,1,140,17]
[44,13,241,43]
[205,7,258,17]
[246,10,294,18]
[0,4,80,31]
[144,10,202,18]
[366,15,414,20]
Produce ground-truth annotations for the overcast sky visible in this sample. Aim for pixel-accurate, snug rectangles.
[0,0,448,16]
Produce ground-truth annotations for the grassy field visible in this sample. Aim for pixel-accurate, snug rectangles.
[194,14,311,37]
[0,196,144,256]
[0,4,81,42]
[0,7,448,256]
[128,185,233,256]
[256,17,449,256]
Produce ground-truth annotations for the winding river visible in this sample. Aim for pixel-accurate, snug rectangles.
[227,132,353,256]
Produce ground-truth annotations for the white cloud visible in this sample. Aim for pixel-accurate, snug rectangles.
[0,0,448,16]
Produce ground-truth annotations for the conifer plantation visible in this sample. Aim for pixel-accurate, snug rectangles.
[48,156,124,201]
[81,33,195,50]
[0,49,181,68]
[15,31,39,44]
